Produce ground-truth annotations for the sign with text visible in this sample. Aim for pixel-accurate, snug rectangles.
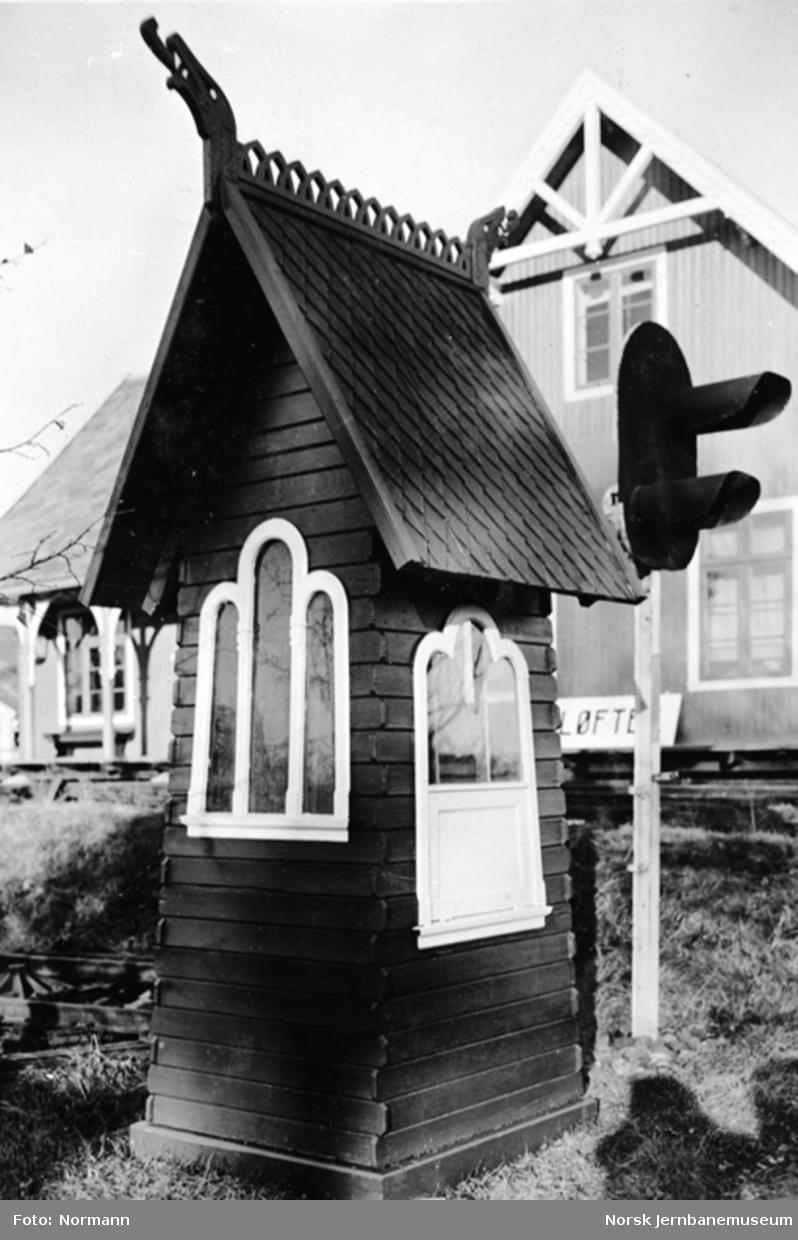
[558,693,681,751]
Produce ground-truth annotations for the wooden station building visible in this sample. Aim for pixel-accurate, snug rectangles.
[491,72,798,773]
[83,24,641,1197]
[0,378,175,767]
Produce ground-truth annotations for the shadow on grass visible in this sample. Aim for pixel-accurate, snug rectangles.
[569,823,598,1081]
[0,1048,147,1198]
[597,1058,798,1200]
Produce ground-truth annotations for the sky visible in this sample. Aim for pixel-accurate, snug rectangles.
[2,0,798,511]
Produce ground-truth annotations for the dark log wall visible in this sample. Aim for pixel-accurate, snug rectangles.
[150,307,585,1173]
[368,591,585,1167]
[152,324,389,1168]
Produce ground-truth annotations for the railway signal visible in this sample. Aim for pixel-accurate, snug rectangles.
[616,322,791,1040]
[617,322,791,574]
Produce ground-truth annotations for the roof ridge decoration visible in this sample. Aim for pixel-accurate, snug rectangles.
[140,17,513,288]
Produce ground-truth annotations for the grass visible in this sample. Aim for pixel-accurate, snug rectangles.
[0,802,161,955]
[0,1043,267,1200]
[449,824,798,1201]
[0,818,795,1199]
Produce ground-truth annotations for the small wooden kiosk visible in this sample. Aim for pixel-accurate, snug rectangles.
[83,21,641,1198]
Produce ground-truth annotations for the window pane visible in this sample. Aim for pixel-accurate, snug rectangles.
[250,541,292,813]
[485,658,522,781]
[583,304,610,384]
[428,653,481,784]
[750,513,789,557]
[113,624,127,713]
[64,613,95,717]
[701,511,792,680]
[577,276,610,386]
[621,287,653,335]
[620,266,654,337]
[703,569,740,678]
[207,601,238,812]
[113,652,126,712]
[706,527,739,561]
[750,565,788,674]
[88,645,103,713]
[303,591,335,814]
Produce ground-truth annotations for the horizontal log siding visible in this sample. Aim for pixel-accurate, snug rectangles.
[364,593,584,1167]
[155,329,582,1171]
[157,345,391,1166]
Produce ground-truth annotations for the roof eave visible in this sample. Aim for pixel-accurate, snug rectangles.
[223,183,424,573]
[81,207,216,609]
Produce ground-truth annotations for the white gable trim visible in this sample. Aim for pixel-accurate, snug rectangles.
[493,70,798,274]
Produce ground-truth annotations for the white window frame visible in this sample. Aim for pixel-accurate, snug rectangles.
[563,248,668,403]
[55,607,135,732]
[184,518,350,841]
[414,605,550,949]
[687,497,798,692]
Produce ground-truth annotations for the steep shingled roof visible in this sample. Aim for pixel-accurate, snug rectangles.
[84,23,640,608]
[238,189,634,596]
[0,378,144,599]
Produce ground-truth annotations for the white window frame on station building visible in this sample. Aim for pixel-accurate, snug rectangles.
[562,248,668,403]
[687,496,798,692]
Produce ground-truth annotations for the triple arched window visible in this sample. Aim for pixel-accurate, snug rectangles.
[184,519,349,840]
[413,606,550,947]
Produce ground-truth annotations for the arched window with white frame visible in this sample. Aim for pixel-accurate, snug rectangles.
[184,518,349,840]
[414,606,550,948]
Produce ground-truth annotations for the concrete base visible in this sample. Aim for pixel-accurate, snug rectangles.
[130,1098,598,1199]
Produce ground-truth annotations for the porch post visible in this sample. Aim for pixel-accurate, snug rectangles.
[15,600,50,762]
[128,617,157,759]
[91,606,121,763]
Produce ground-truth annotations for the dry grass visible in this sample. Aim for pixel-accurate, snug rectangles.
[449,824,798,1200]
[0,1043,270,1199]
[0,817,795,1199]
[0,802,161,955]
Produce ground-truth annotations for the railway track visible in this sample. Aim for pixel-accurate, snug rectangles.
[0,953,153,1052]
[564,768,798,827]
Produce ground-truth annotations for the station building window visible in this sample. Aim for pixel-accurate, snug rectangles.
[184,518,349,840]
[689,501,797,689]
[60,608,131,726]
[563,250,666,401]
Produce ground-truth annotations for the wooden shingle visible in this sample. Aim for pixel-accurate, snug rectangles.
[241,192,637,599]
[0,378,144,599]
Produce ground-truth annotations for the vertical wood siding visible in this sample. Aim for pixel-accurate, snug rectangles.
[501,218,798,747]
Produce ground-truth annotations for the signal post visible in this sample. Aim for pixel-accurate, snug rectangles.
[617,322,790,1040]
[631,570,661,1040]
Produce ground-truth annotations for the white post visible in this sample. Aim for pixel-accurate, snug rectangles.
[631,570,662,1040]
[91,607,121,764]
[15,600,50,762]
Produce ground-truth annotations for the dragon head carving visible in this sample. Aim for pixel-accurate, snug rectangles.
[141,18,237,153]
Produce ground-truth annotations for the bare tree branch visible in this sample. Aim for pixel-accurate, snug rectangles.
[0,520,100,607]
[0,404,81,460]
[0,240,44,270]
[0,240,96,610]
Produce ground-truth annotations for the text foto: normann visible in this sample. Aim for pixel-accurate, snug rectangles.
[13,1216,131,1228]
